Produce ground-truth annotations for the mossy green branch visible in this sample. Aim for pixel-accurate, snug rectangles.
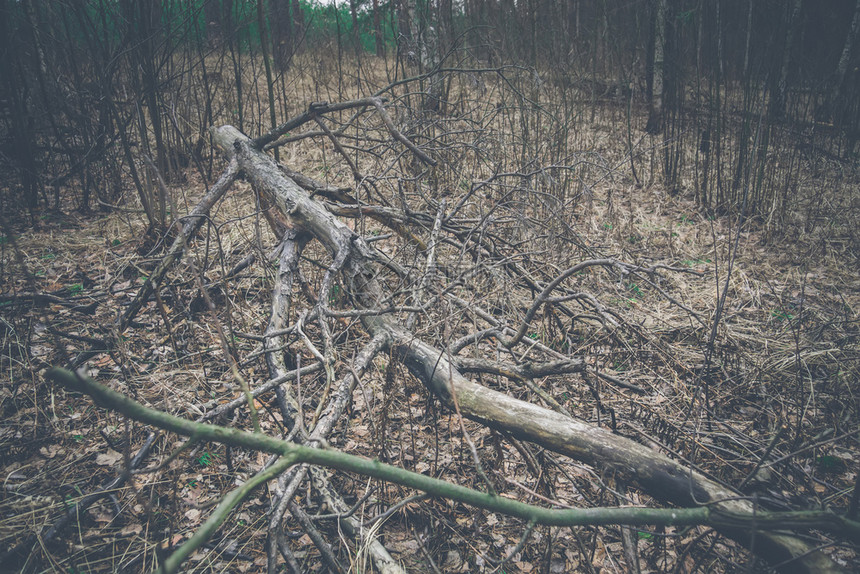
[159,455,296,574]
[48,367,860,547]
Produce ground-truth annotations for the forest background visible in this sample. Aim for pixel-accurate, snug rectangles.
[1,0,860,573]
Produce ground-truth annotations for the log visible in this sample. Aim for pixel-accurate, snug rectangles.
[211,124,839,573]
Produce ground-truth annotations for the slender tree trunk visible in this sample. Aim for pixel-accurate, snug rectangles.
[424,0,453,113]
[396,0,411,62]
[292,0,303,31]
[646,0,667,133]
[372,0,384,57]
[224,0,244,132]
[733,0,755,195]
[833,0,860,113]
[18,0,50,210]
[271,0,293,70]
[529,0,537,67]
[440,0,453,55]
[715,0,724,80]
[256,0,279,162]
[395,0,442,111]
[119,0,167,229]
[742,0,753,80]
[769,0,803,122]
[349,0,360,52]
[144,2,167,180]
[204,0,223,47]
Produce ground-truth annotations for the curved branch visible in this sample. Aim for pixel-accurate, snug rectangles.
[47,368,860,553]
[504,259,625,348]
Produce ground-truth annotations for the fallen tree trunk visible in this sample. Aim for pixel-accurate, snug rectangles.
[211,124,840,573]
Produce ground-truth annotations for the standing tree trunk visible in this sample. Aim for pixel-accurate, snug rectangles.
[396,0,443,111]
[396,0,411,62]
[119,0,168,231]
[349,0,360,52]
[769,0,803,122]
[372,0,384,57]
[742,0,754,81]
[292,0,303,32]
[425,0,453,112]
[255,0,278,162]
[646,0,667,134]
[832,0,860,116]
[204,0,223,47]
[270,0,293,70]
[439,0,453,55]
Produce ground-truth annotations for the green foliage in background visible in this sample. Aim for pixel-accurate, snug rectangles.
[18,1,399,57]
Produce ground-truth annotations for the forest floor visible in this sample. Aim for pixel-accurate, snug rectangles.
[2,69,860,573]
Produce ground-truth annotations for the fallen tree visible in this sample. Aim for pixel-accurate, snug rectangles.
[42,101,851,572]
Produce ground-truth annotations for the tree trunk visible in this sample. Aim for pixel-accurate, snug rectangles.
[832,0,860,116]
[372,0,384,57]
[646,0,667,134]
[349,0,360,51]
[742,0,754,80]
[270,0,293,70]
[439,0,453,55]
[204,0,223,47]
[292,0,303,31]
[395,0,411,61]
[769,0,803,122]
[396,0,444,111]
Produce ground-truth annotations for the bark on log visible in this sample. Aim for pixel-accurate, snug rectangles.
[211,124,839,574]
